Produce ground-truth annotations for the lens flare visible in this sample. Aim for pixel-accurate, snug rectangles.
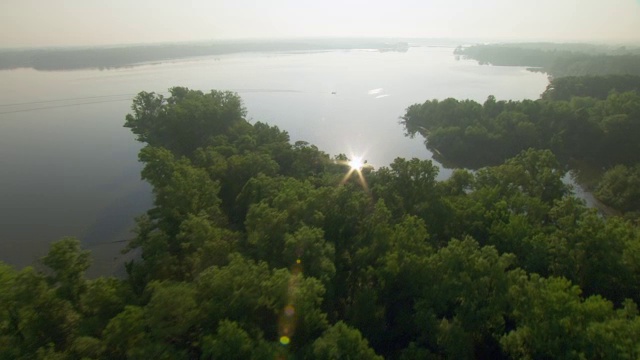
[278,260,303,349]
[348,156,364,170]
[280,336,291,345]
[284,305,295,317]
[339,154,371,192]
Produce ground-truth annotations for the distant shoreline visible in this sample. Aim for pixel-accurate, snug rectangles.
[0,38,414,71]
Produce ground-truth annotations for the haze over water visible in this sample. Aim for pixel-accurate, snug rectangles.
[0,44,549,274]
[3,0,639,47]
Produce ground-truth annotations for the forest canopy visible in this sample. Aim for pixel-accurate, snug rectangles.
[401,75,640,216]
[1,87,640,359]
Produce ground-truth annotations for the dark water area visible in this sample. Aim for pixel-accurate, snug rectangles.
[0,44,550,275]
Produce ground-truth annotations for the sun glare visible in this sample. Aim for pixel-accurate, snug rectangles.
[348,157,364,170]
[339,154,370,192]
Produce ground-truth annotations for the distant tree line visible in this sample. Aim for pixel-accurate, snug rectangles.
[1,88,640,359]
[455,44,640,78]
[0,39,409,71]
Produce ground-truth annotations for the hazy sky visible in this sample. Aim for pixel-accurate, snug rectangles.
[2,0,640,47]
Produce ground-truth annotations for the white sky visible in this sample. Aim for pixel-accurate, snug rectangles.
[1,0,640,47]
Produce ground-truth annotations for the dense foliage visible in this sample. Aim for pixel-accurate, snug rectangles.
[401,76,640,215]
[455,44,640,78]
[2,87,640,359]
[541,75,640,101]
[402,91,640,167]
[596,164,640,216]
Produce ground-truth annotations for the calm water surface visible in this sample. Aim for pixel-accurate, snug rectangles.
[0,46,550,274]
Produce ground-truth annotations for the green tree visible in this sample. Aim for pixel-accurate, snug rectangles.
[201,320,278,360]
[41,237,91,305]
[596,164,640,213]
[312,321,383,360]
[195,254,328,345]
[79,277,130,337]
[475,148,567,204]
[125,87,247,157]
[102,305,147,359]
[283,226,336,286]
[415,238,514,359]
[371,157,447,238]
[175,214,239,278]
[501,273,640,359]
[4,267,80,357]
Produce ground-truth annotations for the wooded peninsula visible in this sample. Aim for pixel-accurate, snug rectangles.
[402,74,640,217]
[1,79,640,359]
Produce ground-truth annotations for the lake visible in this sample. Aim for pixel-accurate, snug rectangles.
[0,44,550,275]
